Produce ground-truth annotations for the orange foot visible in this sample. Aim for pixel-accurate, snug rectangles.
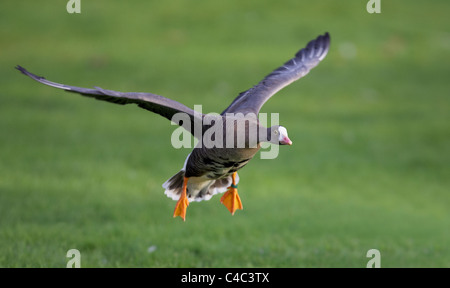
[220,173,243,215]
[220,186,243,215]
[173,177,189,221]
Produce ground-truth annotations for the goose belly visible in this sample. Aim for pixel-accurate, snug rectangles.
[204,157,252,179]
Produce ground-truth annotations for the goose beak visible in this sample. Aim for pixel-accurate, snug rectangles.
[281,136,293,146]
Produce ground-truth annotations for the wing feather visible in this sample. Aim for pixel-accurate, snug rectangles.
[222,32,330,115]
[16,66,202,136]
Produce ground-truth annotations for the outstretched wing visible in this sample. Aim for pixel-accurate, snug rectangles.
[16,66,203,136]
[222,32,330,115]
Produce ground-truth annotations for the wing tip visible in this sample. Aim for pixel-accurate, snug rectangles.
[15,65,25,73]
[15,65,47,81]
[16,65,31,76]
[16,65,74,91]
[319,32,331,60]
[296,32,331,61]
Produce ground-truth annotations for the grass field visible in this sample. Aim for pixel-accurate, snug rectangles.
[1,1,449,267]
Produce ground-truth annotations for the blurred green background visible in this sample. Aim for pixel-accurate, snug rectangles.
[1,0,449,267]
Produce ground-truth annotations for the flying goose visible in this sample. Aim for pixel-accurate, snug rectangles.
[16,32,330,221]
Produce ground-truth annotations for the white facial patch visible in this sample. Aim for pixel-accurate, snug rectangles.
[278,126,288,141]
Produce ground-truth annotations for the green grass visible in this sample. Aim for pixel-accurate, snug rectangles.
[1,0,449,267]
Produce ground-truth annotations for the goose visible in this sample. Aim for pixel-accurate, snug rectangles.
[16,32,330,221]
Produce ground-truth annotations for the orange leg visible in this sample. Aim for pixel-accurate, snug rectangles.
[173,177,189,221]
[220,172,243,215]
